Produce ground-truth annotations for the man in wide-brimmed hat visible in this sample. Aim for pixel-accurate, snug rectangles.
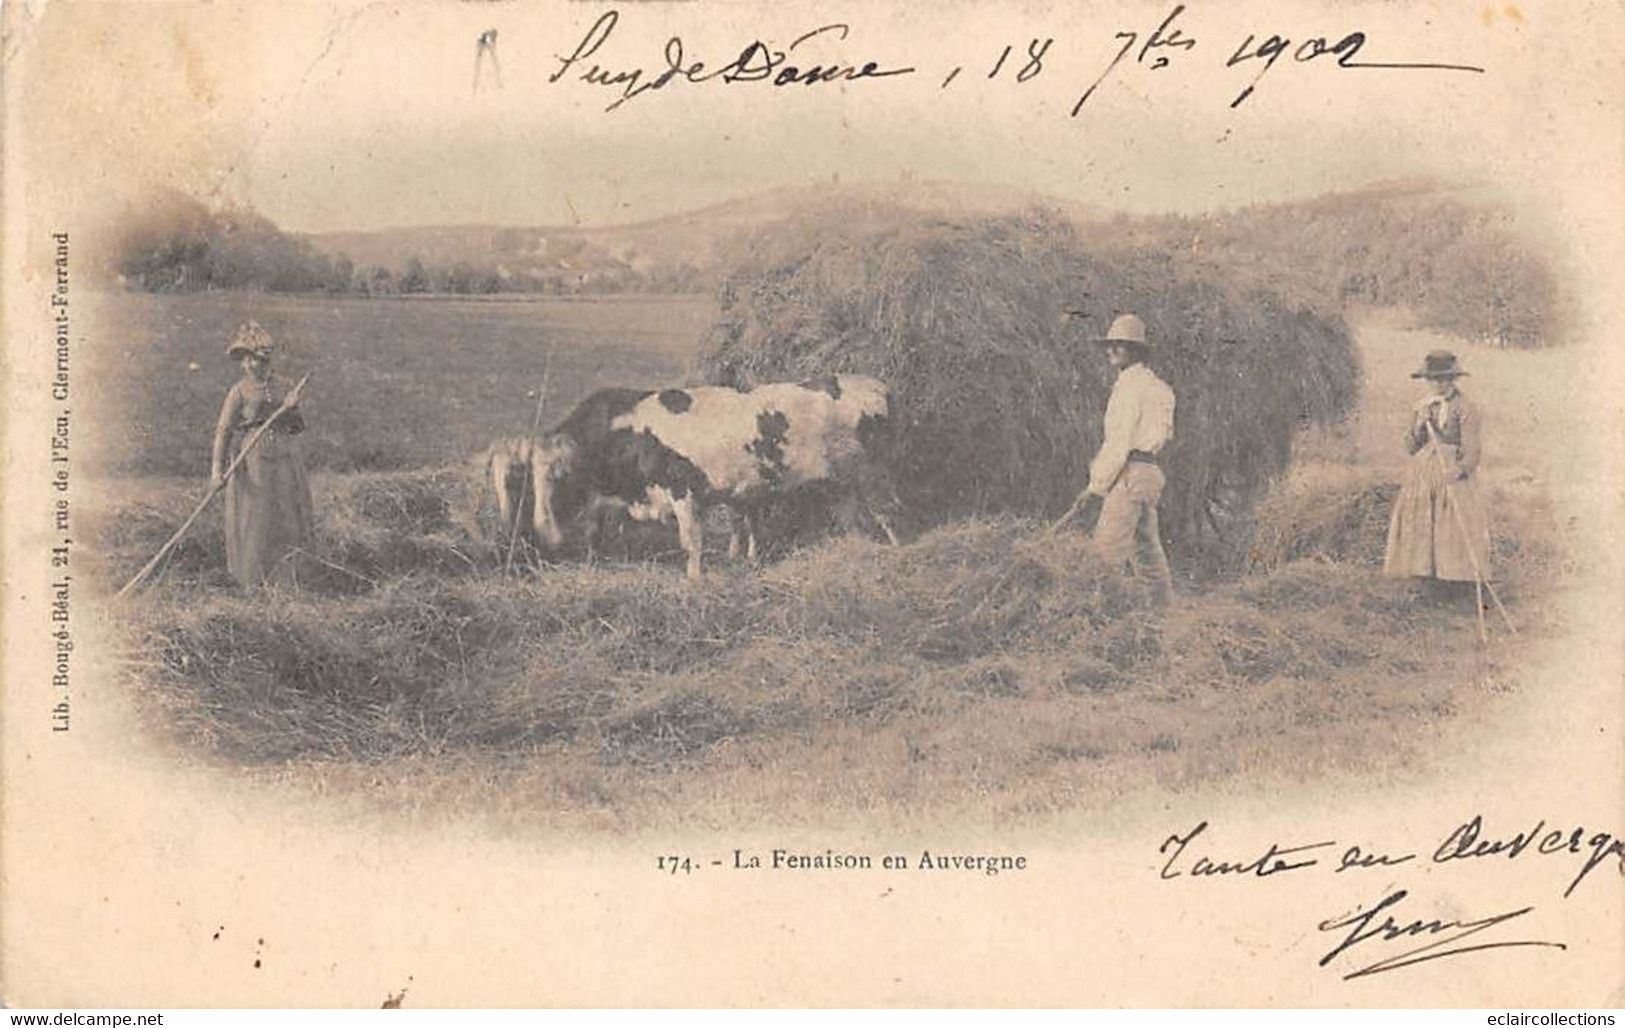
[1384,349,1491,594]
[1071,311,1176,605]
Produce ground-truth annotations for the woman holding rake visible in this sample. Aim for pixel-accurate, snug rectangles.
[1383,349,1493,608]
[211,322,314,589]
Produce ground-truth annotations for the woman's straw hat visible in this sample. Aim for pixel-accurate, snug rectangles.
[225,321,277,359]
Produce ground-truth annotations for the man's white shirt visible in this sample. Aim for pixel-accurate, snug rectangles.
[1086,363,1176,496]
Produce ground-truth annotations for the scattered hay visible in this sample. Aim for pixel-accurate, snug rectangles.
[768,519,1148,662]
[946,660,1026,699]
[90,468,495,593]
[112,461,1560,786]
[123,520,1122,763]
[87,493,230,583]
[596,690,753,765]
[343,468,466,535]
[1059,657,1122,695]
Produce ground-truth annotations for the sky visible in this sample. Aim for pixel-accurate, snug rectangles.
[13,0,1607,241]
[242,1,1514,231]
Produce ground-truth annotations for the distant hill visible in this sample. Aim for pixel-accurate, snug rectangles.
[109,177,1558,345]
[305,179,1106,293]
[108,190,354,294]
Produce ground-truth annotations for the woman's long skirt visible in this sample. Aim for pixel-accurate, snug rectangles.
[224,430,314,588]
[1383,446,1492,583]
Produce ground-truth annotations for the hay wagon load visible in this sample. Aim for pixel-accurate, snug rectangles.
[697,205,1360,563]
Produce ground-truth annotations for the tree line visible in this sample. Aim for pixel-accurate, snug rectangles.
[111,185,1559,344]
[111,191,706,297]
[1092,187,1558,347]
[346,255,706,297]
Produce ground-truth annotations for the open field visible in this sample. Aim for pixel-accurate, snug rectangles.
[93,295,1576,829]
[79,291,717,477]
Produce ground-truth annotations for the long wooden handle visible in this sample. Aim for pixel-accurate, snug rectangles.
[1423,419,1517,637]
[504,346,555,576]
[117,373,311,598]
[1046,490,1099,536]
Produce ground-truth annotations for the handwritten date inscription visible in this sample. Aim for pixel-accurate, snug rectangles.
[546,6,1485,115]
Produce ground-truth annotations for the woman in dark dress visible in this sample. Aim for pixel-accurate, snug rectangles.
[211,322,314,589]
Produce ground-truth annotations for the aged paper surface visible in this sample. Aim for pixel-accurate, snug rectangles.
[2,0,1621,1007]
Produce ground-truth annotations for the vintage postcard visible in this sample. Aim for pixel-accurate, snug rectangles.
[2,0,1621,1008]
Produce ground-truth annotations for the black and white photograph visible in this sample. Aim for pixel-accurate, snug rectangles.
[2,0,1621,1008]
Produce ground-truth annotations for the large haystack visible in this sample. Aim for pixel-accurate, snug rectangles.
[696,205,1358,558]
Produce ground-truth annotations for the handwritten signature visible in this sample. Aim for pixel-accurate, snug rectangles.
[1318,889,1565,981]
[1157,815,1622,981]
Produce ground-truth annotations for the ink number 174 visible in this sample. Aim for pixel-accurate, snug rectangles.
[657,855,696,875]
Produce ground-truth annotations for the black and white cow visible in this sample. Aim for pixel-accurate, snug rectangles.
[486,375,902,577]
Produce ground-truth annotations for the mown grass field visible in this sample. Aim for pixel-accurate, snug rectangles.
[93,295,1574,831]
[80,291,716,477]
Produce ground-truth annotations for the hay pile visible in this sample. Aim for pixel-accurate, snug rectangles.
[697,205,1359,558]
[1249,465,1400,570]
